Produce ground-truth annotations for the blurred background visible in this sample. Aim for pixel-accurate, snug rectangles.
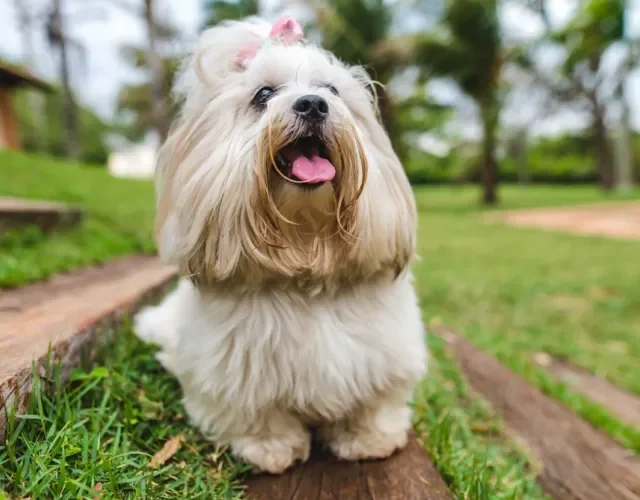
[0,0,639,204]
[1,5,639,497]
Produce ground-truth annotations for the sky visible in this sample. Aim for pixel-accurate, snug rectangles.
[1,0,639,143]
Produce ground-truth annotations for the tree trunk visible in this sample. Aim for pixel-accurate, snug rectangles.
[51,0,79,159]
[514,127,530,185]
[15,0,46,152]
[480,99,499,205]
[145,0,170,143]
[614,45,634,192]
[592,104,614,191]
[614,97,634,192]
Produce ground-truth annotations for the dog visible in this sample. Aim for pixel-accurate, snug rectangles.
[134,15,427,474]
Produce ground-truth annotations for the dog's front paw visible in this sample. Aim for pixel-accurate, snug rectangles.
[327,427,408,461]
[232,431,311,474]
[321,402,412,461]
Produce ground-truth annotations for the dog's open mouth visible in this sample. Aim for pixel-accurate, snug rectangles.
[275,136,336,187]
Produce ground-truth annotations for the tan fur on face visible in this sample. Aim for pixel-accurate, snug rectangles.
[154,19,416,293]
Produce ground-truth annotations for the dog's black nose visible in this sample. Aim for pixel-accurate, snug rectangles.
[293,94,329,121]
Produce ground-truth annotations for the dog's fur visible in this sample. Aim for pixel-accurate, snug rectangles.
[134,17,427,474]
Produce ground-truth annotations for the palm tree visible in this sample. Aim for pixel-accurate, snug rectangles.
[46,0,80,158]
[305,0,446,164]
[408,0,504,204]
[107,0,182,142]
[549,0,625,191]
[144,0,171,142]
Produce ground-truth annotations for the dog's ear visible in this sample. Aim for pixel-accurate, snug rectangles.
[172,17,271,104]
[346,68,417,275]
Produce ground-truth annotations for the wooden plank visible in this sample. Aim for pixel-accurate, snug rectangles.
[534,356,640,428]
[0,256,176,439]
[245,433,452,500]
[0,196,84,233]
[439,328,640,500]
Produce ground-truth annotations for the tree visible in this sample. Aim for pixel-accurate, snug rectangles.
[107,0,184,142]
[116,49,180,141]
[46,0,81,158]
[520,0,630,191]
[304,0,446,164]
[409,0,504,205]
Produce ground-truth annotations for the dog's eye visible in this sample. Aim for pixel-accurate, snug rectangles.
[323,84,339,96]
[252,87,276,108]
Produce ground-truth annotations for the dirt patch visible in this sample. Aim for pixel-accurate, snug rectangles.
[245,433,452,500]
[489,202,640,240]
[438,327,640,500]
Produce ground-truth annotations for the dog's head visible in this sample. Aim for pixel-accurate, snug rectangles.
[156,16,416,289]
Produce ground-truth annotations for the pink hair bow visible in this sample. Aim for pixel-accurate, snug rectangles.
[236,16,304,69]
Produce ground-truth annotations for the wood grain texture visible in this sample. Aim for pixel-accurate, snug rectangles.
[542,358,640,428]
[245,433,452,500]
[440,328,640,500]
[0,256,176,439]
[0,196,84,233]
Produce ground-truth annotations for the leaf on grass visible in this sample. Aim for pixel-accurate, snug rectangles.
[0,491,7,500]
[138,393,164,421]
[149,434,185,468]
[92,482,103,499]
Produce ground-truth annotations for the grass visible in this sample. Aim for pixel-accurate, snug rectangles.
[2,177,639,498]
[0,322,248,499]
[0,322,546,500]
[413,185,640,452]
[0,150,156,287]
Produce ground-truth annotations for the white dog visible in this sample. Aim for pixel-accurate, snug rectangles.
[134,15,427,474]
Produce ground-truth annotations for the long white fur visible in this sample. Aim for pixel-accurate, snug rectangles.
[134,17,427,474]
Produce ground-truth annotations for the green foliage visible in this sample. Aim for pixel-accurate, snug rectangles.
[311,0,392,70]
[0,323,248,499]
[413,185,640,452]
[203,0,259,28]
[14,89,112,165]
[407,133,640,185]
[552,0,624,73]
[117,54,182,142]
[0,150,156,287]
[416,0,500,100]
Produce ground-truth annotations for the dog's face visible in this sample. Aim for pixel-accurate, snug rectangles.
[156,18,416,290]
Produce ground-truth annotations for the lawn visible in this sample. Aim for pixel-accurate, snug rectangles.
[0,150,156,287]
[1,167,639,498]
[412,185,640,451]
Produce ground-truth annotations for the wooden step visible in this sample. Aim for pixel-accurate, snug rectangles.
[0,256,176,439]
[0,196,84,233]
[533,354,640,428]
[245,432,452,500]
[438,327,640,500]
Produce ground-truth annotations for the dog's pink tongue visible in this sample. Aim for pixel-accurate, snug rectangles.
[291,155,335,183]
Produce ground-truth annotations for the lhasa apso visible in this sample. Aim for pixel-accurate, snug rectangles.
[134,15,427,474]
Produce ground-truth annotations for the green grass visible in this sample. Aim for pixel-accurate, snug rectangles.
[0,150,156,287]
[413,185,640,452]
[2,182,639,498]
[0,322,248,499]
[0,323,546,500]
